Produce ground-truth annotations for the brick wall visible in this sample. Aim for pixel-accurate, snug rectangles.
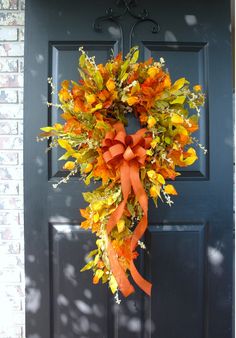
[0,0,25,337]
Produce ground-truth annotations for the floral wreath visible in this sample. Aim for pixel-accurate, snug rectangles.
[39,47,206,302]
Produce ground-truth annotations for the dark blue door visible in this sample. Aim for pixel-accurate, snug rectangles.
[24,1,233,337]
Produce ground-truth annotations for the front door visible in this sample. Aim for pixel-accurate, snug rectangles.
[24,1,233,337]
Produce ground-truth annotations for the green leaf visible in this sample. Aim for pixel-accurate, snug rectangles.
[87,249,98,258]
[79,54,86,68]
[84,171,93,185]
[170,96,186,105]
[130,49,139,64]
[155,100,169,109]
[94,71,103,90]
[119,59,129,80]
[164,136,171,144]
[58,152,71,161]
[96,121,111,131]
[82,191,94,203]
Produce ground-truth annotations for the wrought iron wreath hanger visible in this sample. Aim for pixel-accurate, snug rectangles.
[93,0,160,51]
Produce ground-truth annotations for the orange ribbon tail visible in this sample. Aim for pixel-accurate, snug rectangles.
[102,123,152,297]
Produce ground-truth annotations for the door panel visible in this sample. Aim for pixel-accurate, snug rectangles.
[49,41,118,178]
[146,224,206,338]
[143,41,209,179]
[24,1,233,338]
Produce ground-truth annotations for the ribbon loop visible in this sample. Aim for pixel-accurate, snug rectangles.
[102,123,152,297]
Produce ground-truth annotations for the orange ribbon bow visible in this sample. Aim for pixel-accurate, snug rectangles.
[102,122,152,297]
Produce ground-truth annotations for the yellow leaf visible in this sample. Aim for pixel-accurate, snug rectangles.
[170,96,186,105]
[150,137,160,148]
[79,53,86,68]
[80,260,94,272]
[91,103,103,112]
[84,163,93,173]
[84,171,93,185]
[72,153,83,161]
[164,184,178,195]
[93,212,100,223]
[147,67,159,79]
[58,139,73,151]
[85,93,96,104]
[130,49,139,63]
[147,116,156,128]
[182,147,198,165]
[147,170,156,180]
[117,219,125,233]
[54,123,63,131]
[127,96,139,106]
[40,126,54,132]
[172,77,188,90]
[146,149,153,156]
[131,82,140,95]
[61,111,73,120]
[106,78,116,92]
[157,174,165,185]
[95,269,104,279]
[91,200,104,212]
[63,161,75,170]
[109,275,118,294]
[150,185,160,198]
[171,113,184,124]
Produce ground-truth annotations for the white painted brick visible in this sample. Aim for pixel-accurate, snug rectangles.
[0,196,23,209]
[0,180,20,194]
[0,151,18,165]
[0,211,19,225]
[0,42,24,56]
[0,89,18,103]
[0,241,20,254]
[20,0,25,10]
[0,135,23,149]
[0,120,18,134]
[17,120,23,135]
[0,326,23,338]
[0,27,18,41]
[0,74,23,88]
[0,104,23,118]
[0,253,23,269]
[18,88,23,103]
[0,12,24,26]
[0,226,22,240]
[0,290,23,311]
[19,27,24,41]
[0,3,25,335]
[4,284,24,298]
[0,165,23,179]
[0,268,21,282]
[19,57,23,72]
[0,0,18,10]
[18,151,23,165]
[0,58,18,72]
[18,179,23,194]
[18,211,23,225]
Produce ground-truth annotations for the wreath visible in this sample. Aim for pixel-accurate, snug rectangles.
[39,47,205,301]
